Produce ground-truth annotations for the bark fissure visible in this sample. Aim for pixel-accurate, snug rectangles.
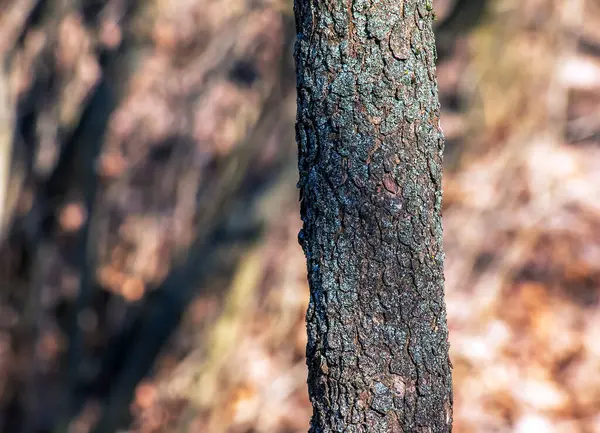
[294,0,452,431]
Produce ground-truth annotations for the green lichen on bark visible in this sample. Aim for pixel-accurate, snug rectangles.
[293,0,452,431]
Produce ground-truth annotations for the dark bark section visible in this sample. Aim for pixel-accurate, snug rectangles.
[293,0,453,431]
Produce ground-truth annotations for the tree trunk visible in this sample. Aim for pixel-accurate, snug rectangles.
[293,0,453,431]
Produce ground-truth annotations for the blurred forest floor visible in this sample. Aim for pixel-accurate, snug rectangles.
[0,0,599,432]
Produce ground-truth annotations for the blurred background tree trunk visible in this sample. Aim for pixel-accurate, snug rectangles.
[0,0,298,431]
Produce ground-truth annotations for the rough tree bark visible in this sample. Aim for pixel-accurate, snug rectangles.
[293,0,453,431]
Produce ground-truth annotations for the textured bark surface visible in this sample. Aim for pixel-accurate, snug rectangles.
[293,0,453,431]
